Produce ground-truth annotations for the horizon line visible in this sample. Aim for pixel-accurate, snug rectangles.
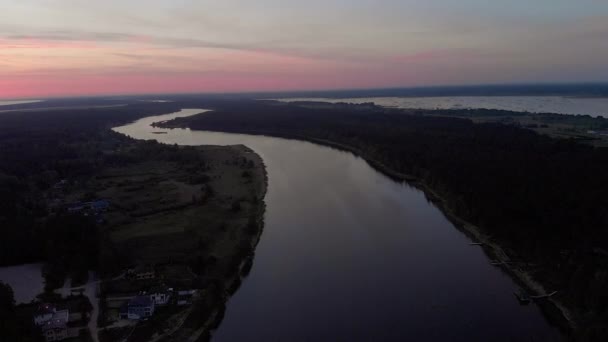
[3,81,608,101]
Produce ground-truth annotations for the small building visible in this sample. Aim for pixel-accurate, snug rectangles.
[120,296,155,320]
[34,304,69,326]
[34,304,70,342]
[149,286,172,306]
[34,304,56,326]
[41,320,68,342]
[177,289,196,306]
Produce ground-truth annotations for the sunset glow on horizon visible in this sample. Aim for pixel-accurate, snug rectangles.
[2,0,608,99]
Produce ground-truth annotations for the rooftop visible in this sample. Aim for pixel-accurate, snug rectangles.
[41,319,67,332]
[35,303,56,316]
[52,309,69,323]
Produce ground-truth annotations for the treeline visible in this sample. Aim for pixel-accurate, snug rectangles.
[0,282,42,342]
[162,101,608,340]
[0,101,225,288]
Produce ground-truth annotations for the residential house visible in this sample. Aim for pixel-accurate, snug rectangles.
[120,296,155,320]
[41,320,68,342]
[149,286,172,306]
[33,304,69,342]
[34,304,56,326]
[177,289,197,306]
[34,304,69,326]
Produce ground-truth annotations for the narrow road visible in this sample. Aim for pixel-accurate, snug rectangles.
[84,272,100,342]
[57,272,100,342]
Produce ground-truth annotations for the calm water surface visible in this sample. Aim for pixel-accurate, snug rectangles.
[278,96,608,117]
[0,263,45,304]
[114,109,562,341]
[0,99,41,106]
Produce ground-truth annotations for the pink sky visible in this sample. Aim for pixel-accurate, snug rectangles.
[1,1,607,99]
[0,39,473,98]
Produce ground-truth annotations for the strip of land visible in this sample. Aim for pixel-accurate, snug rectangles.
[95,142,266,342]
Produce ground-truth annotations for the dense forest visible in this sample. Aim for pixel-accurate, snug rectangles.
[0,281,42,342]
[161,100,608,340]
[1,101,269,342]
[0,103,182,274]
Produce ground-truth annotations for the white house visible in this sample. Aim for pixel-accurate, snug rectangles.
[149,286,172,306]
[34,304,70,342]
[34,304,69,327]
[34,304,55,326]
[41,320,68,342]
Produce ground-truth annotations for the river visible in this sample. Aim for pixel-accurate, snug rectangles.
[0,100,41,106]
[114,109,562,341]
[0,263,45,304]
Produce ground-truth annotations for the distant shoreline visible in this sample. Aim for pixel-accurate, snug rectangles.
[273,95,608,118]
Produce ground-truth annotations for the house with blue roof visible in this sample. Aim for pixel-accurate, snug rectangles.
[119,295,155,320]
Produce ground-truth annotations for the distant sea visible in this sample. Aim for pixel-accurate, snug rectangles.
[277,96,608,117]
[0,100,41,106]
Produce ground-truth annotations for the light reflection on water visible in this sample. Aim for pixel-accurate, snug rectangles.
[0,100,42,106]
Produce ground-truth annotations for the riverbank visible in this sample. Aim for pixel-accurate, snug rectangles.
[141,145,268,342]
[94,141,268,342]
[292,135,575,332]
[156,120,574,338]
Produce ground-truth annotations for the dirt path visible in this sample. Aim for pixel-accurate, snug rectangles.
[84,272,100,342]
[57,272,100,342]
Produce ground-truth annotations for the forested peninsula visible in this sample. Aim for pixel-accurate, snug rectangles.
[0,103,267,342]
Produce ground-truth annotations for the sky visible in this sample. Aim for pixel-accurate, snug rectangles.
[1,0,608,99]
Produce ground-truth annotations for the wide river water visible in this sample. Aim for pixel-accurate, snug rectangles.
[114,109,562,341]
